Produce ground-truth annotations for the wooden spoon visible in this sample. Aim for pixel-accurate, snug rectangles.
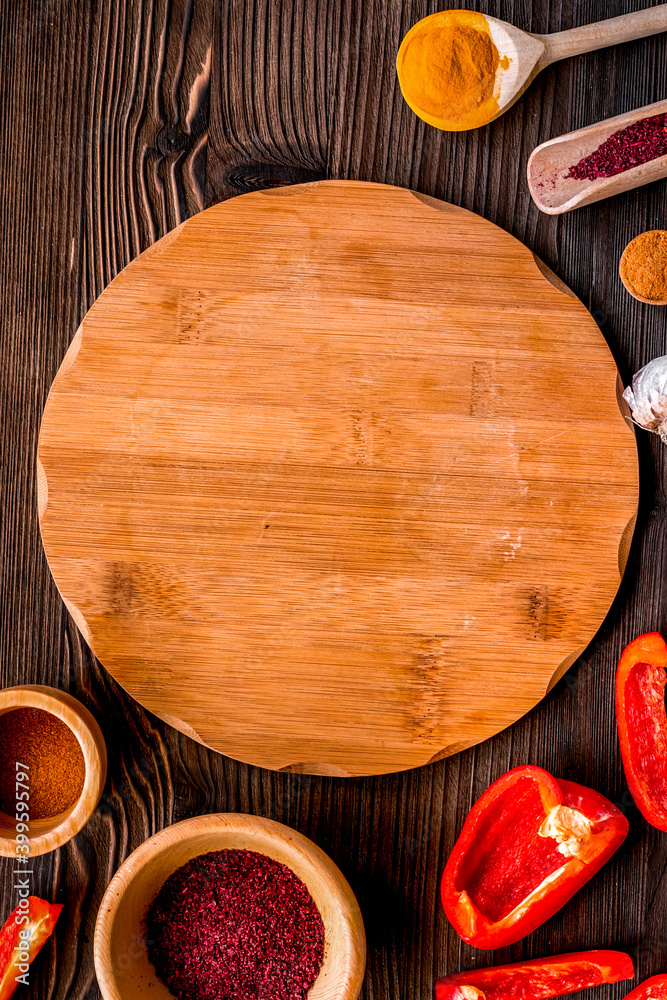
[527,99,667,214]
[397,6,667,131]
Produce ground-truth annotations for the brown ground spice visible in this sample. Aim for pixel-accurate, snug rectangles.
[620,230,667,302]
[0,707,86,819]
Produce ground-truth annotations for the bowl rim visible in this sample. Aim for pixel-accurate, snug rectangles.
[0,684,107,857]
[94,811,367,1000]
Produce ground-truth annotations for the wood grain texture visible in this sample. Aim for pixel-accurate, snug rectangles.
[94,813,366,1000]
[2,0,667,998]
[0,2,214,998]
[37,180,638,776]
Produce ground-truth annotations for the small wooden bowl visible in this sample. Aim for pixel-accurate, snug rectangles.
[94,813,366,1000]
[0,685,107,857]
[619,231,667,305]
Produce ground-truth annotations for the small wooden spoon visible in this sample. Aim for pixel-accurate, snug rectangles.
[527,99,667,214]
[398,6,667,131]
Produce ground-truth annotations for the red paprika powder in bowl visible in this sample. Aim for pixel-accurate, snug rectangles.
[94,813,366,1000]
[0,685,107,857]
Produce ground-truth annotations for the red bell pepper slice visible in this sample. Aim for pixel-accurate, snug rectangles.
[615,631,667,830]
[0,897,62,1000]
[441,765,628,949]
[435,951,634,1000]
[622,976,667,1000]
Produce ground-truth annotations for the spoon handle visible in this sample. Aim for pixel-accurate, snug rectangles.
[535,3,667,68]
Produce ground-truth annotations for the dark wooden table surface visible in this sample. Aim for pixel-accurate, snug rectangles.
[2,1,667,998]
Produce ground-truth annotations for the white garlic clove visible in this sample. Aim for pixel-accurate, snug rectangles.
[623,355,667,443]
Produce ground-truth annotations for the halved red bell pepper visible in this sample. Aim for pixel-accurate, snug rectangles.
[0,897,62,1000]
[441,765,628,949]
[622,975,667,1000]
[615,631,667,831]
[435,951,634,1000]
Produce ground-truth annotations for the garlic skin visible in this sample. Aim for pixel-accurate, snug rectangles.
[623,356,667,442]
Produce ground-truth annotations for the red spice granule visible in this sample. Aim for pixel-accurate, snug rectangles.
[566,113,667,181]
[146,849,325,1000]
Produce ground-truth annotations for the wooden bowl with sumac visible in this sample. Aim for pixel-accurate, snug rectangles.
[93,813,366,1000]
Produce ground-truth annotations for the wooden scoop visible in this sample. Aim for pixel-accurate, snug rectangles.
[527,99,667,214]
[397,6,667,131]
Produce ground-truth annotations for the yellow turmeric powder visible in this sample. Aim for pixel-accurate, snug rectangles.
[397,10,508,131]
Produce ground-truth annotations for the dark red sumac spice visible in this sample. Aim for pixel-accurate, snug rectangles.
[146,849,325,1000]
[566,113,667,181]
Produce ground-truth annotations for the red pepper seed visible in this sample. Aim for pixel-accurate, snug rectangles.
[146,849,325,1000]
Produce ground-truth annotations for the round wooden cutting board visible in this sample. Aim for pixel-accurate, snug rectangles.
[38,181,638,777]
